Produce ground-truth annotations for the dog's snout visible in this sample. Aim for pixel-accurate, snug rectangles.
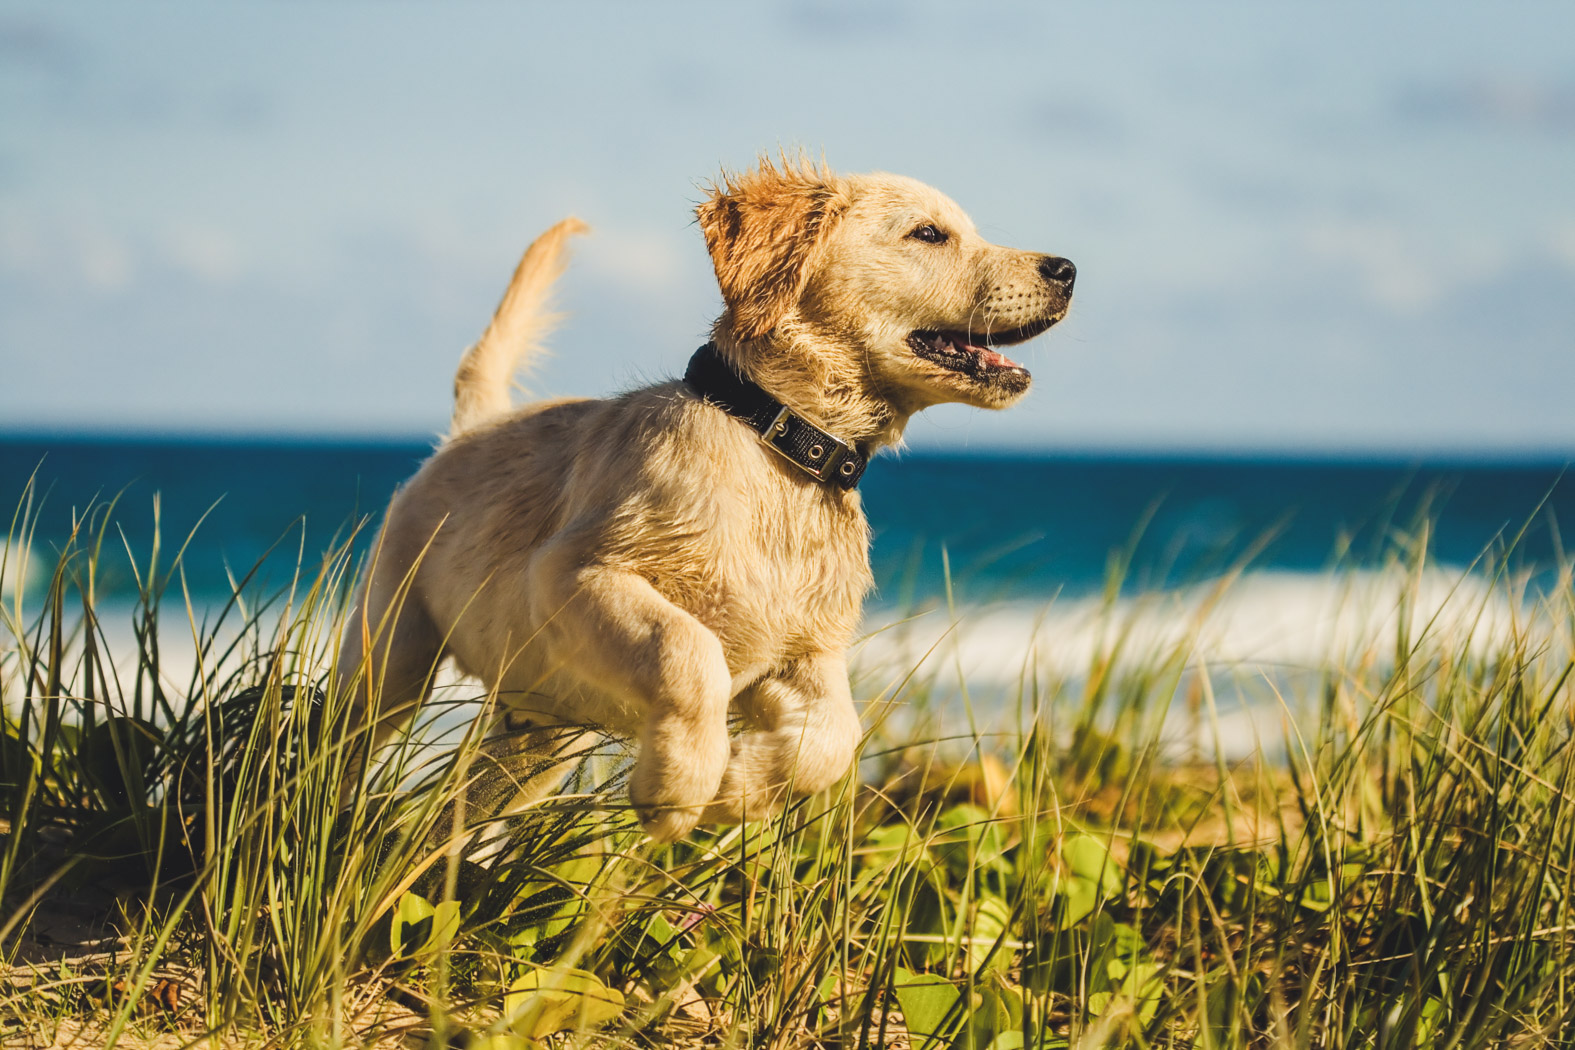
[1038,255,1076,289]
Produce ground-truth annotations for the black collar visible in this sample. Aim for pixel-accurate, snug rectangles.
[683,343,869,490]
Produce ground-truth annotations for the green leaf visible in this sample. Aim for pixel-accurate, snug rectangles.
[1063,834,1122,895]
[646,911,678,949]
[863,823,925,863]
[817,967,841,1006]
[506,967,624,1038]
[1125,961,1162,1024]
[1091,952,1160,1026]
[391,892,435,957]
[684,946,726,996]
[936,804,1010,880]
[429,900,461,951]
[1417,995,1444,1043]
[1053,876,1098,928]
[988,977,1025,1026]
[1054,835,1124,929]
[955,975,1025,1050]
[893,967,961,1047]
[1298,879,1334,912]
[466,1036,541,1050]
[389,892,460,957]
[1086,914,1143,975]
[966,896,1014,972]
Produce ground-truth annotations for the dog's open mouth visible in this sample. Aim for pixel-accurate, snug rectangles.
[906,317,1057,381]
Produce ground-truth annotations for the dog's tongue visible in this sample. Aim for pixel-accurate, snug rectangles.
[964,340,1021,370]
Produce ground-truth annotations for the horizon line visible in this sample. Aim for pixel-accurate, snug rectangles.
[2,426,1573,467]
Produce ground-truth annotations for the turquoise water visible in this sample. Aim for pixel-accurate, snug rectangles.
[2,434,1572,605]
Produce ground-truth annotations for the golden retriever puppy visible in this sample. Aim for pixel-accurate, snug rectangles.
[337,157,1074,841]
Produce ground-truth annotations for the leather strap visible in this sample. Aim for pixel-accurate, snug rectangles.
[682,343,868,490]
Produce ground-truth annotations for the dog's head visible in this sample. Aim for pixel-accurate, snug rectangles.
[697,157,1074,419]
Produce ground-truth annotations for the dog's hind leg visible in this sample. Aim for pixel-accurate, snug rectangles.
[334,569,445,788]
[458,716,599,821]
[701,652,862,826]
[427,717,600,857]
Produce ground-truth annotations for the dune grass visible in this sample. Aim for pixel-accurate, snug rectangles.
[2,488,1574,1049]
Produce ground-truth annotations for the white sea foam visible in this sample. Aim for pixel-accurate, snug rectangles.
[852,566,1549,756]
[1,544,41,687]
[855,566,1524,689]
[3,567,1556,761]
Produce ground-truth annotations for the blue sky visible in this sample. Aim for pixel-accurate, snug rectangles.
[2,2,1572,453]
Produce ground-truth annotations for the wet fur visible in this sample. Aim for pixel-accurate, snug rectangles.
[337,157,1072,841]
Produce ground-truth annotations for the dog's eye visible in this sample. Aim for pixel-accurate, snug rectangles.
[907,224,948,245]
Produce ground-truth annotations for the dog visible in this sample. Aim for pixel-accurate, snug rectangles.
[336,157,1074,841]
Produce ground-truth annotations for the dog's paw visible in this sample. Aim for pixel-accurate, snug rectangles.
[629,769,716,842]
[633,801,705,843]
[628,718,729,842]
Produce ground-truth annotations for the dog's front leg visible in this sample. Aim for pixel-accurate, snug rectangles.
[530,547,732,842]
[702,651,862,826]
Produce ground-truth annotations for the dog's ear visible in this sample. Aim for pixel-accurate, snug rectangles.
[697,157,849,340]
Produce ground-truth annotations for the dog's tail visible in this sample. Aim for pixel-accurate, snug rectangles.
[449,216,589,438]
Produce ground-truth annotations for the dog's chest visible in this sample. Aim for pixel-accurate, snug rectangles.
[689,487,872,664]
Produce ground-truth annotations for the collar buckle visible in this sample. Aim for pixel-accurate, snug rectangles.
[760,405,854,483]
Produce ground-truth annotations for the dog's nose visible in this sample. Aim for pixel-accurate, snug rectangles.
[1038,255,1076,289]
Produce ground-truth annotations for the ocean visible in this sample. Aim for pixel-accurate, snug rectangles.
[3,434,1570,604]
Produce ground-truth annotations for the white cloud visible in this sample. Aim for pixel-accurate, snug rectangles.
[1300,219,1510,314]
[77,230,132,290]
[0,213,133,289]
[578,228,689,298]
[0,213,249,291]
[1547,222,1575,271]
[164,225,242,284]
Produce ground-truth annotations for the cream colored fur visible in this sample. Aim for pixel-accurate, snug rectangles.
[337,158,1073,841]
[449,216,588,437]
